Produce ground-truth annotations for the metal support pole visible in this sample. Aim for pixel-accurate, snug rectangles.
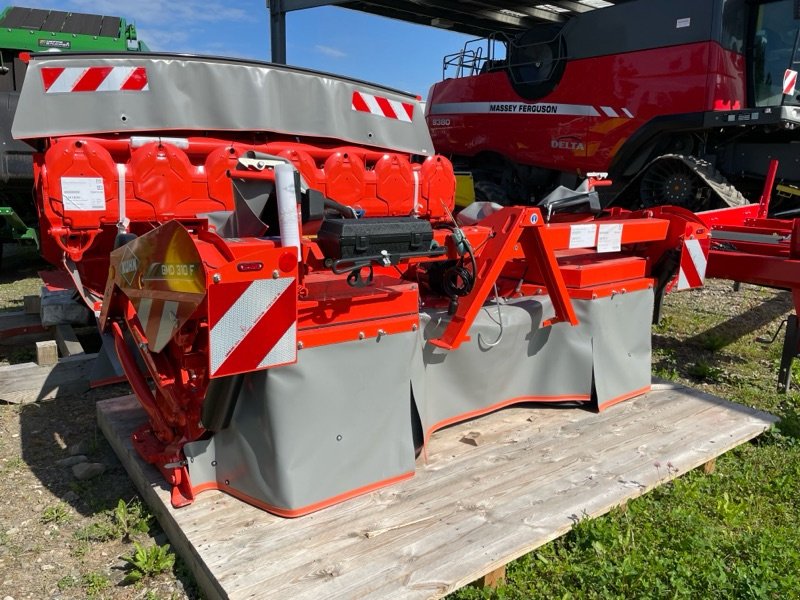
[269,0,287,64]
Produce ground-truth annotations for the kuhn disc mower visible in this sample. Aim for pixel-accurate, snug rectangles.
[15,53,710,516]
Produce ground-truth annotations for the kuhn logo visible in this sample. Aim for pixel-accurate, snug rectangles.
[551,136,585,151]
[120,246,139,286]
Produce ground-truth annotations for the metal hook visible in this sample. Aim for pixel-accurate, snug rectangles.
[478,284,504,348]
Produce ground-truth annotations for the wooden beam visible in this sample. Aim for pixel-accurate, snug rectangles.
[0,353,97,403]
[23,295,41,315]
[35,340,58,366]
[480,565,506,588]
[0,310,46,341]
[54,324,85,357]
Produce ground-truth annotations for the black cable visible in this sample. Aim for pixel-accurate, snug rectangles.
[442,260,475,298]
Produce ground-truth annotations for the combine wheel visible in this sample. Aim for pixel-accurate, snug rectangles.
[639,155,746,212]
[640,159,700,209]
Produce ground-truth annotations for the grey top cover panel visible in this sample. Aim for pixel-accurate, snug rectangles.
[12,53,434,156]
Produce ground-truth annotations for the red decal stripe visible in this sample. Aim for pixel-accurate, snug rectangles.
[41,67,65,92]
[71,66,113,92]
[215,283,296,375]
[121,67,148,91]
[208,281,252,326]
[402,102,414,120]
[351,91,369,113]
[374,95,397,119]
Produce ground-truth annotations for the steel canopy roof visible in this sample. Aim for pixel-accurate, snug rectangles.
[268,1,631,63]
[276,1,628,38]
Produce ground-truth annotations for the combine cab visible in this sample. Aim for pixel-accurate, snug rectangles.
[0,6,147,263]
[15,53,710,516]
[427,0,800,212]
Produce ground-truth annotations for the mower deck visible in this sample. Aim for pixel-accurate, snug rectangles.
[97,385,774,600]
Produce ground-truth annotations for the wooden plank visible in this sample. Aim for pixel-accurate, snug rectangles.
[0,310,46,342]
[0,353,97,403]
[97,386,776,600]
[54,323,85,357]
[23,295,41,315]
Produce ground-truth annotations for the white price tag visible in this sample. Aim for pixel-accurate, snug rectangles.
[597,223,623,253]
[569,223,597,249]
[61,177,105,211]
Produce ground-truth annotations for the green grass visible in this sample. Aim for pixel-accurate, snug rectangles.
[449,284,800,599]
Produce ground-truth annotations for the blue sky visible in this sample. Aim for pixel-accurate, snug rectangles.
[8,1,472,97]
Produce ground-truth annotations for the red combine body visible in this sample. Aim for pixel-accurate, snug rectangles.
[427,0,800,212]
[14,53,711,517]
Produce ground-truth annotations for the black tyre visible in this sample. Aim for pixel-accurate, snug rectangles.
[640,159,702,210]
[639,155,746,212]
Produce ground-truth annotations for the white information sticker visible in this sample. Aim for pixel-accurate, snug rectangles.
[597,223,623,253]
[569,223,597,249]
[61,177,105,211]
[676,17,691,28]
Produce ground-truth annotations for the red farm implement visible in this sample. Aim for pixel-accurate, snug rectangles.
[14,53,709,516]
[700,160,800,392]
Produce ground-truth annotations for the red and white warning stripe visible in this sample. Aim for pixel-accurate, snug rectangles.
[784,69,798,96]
[41,66,149,93]
[676,238,708,291]
[352,90,414,122]
[134,296,193,354]
[208,278,297,378]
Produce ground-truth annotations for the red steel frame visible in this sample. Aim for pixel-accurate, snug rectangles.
[701,160,800,391]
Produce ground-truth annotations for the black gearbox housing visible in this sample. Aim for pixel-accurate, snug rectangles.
[317,217,434,261]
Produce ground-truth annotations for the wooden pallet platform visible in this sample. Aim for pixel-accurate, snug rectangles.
[0,311,98,404]
[97,384,776,600]
[0,286,102,403]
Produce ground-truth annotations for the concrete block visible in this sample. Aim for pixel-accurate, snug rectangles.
[40,289,92,327]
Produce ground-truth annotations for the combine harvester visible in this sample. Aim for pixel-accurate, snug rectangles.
[13,52,710,517]
[427,0,800,212]
[422,0,800,391]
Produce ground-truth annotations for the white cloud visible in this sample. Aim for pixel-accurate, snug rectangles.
[315,45,346,59]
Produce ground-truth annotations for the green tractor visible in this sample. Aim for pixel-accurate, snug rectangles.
[0,5,147,267]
